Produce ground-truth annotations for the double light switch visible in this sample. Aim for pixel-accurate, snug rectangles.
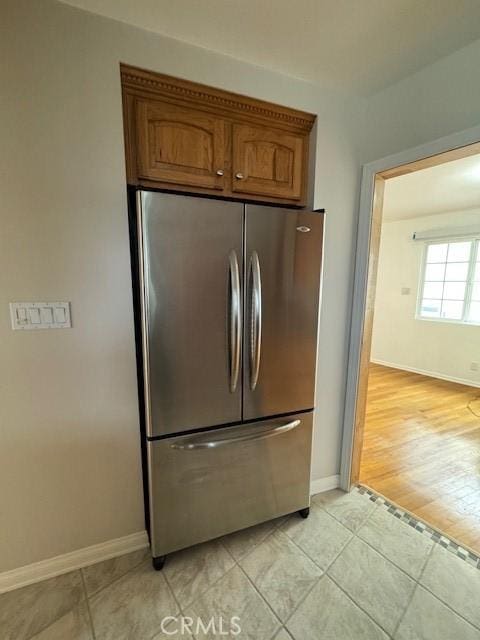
[10,302,71,330]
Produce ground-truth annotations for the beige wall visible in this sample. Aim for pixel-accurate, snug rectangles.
[0,0,366,571]
[364,37,480,161]
[372,209,480,386]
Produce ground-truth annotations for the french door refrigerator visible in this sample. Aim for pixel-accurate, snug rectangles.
[134,190,323,568]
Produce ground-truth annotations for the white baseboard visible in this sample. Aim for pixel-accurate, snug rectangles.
[0,531,149,594]
[1,476,340,594]
[310,475,340,495]
[372,359,480,389]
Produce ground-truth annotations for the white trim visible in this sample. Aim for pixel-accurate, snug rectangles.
[414,315,480,327]
[0,531,149,594]
[0,475,340,595]
[371,359,480,389]
[310,475,340,495]
[340,123,480,492]
[0,475,341,594]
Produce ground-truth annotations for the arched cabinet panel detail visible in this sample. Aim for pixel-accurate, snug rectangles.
[232,124,304,200]
[121,64,315,206]
[136,100,225,190]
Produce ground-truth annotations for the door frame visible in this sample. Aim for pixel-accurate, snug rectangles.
[340,124,480,491]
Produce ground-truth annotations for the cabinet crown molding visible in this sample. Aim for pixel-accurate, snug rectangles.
[121,64,314,205]
[120,64,316,133]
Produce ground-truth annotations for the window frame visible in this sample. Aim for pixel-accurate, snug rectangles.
[416,236,480,326]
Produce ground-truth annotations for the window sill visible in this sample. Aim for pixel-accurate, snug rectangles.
[415,315,480,327]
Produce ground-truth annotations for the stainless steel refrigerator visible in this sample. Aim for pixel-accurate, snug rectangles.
[133,190,323,569]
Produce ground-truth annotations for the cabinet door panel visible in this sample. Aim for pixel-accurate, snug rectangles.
[136,99,226,190]
[232,124,305,201]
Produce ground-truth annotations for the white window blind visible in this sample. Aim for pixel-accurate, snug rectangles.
[417,238,480,324]
[413,225,480,241]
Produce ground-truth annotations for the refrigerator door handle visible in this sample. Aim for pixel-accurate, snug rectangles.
[228,250,242,393]
[249,251,262,390]
[170,419,301,450]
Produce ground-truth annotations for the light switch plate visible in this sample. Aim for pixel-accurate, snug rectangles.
[9,302,71,330]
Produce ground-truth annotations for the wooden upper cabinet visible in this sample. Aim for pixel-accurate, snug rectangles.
[121,64,316,205]
[232,124,304,200]
[136,100,226,191]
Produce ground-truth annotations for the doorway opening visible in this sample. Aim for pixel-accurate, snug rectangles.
[346,140,480,554]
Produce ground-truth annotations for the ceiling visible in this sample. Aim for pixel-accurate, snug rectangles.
[60,0,480,96]
[383,154,480,221]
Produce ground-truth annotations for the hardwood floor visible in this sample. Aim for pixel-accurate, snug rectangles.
[360,363,480,553]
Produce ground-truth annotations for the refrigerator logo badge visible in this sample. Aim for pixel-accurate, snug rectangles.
[296,226,311,233]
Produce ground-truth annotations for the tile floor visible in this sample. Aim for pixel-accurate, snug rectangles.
[2,487,480,640]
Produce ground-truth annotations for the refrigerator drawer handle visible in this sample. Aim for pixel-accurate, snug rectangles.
[249,251,262,390]
[170,419,301,450]
[228,250,242,393]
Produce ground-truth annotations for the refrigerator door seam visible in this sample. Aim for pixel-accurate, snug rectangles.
[144,406,315,441]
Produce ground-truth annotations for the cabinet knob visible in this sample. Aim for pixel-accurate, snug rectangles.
[216,169,224,176]
[235,173,244,180]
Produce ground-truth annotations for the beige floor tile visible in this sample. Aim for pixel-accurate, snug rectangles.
[420,544,480,629]
[272,629,293,640]
[358,507,433,579]
[328,537,415,635]
[287,576,388,640]
[89,560,178,640]
[163,539,234,608]
[185,565,280,639]
[30,602,92,640]
[395,586,480,640]
[4,489,480,640]
[221,517,287,561]
[82,548,148,597]
[239,530,322,622]
[0,571,84,640]
[312,489,377,531]
[281,504,352,570]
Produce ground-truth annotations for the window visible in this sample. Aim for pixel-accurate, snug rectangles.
[418,238,480,324]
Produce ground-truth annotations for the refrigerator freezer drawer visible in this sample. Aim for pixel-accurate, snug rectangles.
[148,411,313,557]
